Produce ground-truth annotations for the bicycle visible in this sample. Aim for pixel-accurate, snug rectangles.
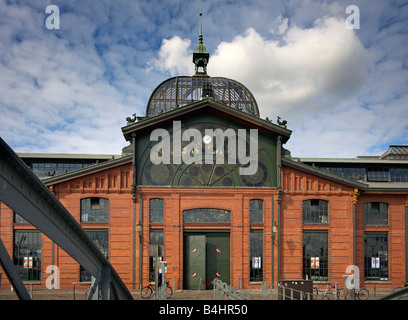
[141,280,173,299]
[336,286,369,300]
[313,284,339,300]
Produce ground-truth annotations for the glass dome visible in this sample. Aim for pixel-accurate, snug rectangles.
[146,76,259,117]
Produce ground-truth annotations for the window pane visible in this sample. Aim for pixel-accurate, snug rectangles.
[80,230,108,281]
[81,198,109,223]
[250,230,263,281]
[303,200,328,224]
[149,230,164,280]
[183,208,231,223]
[14,212,29,224]
[367,168,390,182]
[150,230,164,245]
[364,202,388,226]
[303,231,328,281]
[14,230,41,281]
[364,233,388,281]
[150,198,164,222]
[390,168,408,182]
[250,200,263,223]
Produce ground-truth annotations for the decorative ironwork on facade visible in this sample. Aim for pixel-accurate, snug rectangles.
[146,76,260,117]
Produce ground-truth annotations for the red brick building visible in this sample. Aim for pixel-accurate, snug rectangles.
[1,30,407,292]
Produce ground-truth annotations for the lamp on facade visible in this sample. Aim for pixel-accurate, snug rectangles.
[272,222,278,243]
[136,222,143,239]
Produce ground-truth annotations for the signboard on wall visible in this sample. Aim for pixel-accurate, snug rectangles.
[24,256,33,269]
[311,257,319,269]
[371,257,380,269]
[252,257,262,269]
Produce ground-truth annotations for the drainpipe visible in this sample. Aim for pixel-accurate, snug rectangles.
[271,195,275,285]
[276,136,282,283]
[352,188,360,267]
[405,195,408,283]
[131,133,137,290]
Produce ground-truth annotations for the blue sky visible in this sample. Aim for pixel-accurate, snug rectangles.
[0,0,407,157]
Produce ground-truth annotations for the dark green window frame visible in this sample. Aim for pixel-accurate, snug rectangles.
[364,202,388,226]
[14,230,41,281]
[303,231,328,281]
[150,198,164,223]
[250,230,263,282]
[364,232,388,281]
[80,197,109,223]
[303,199,328,224]
[250,199,263,223]
[183,208,231,223]
[149,230,164,280]
[80,229,109,282]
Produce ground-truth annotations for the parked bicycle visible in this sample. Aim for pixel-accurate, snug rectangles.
[313,284,339,300]
[314,284,369,300]
[336,286,369,300]
[141,280,173,299]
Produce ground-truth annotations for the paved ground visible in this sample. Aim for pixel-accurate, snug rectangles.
[0,287,396,300]
[0,289,217,300]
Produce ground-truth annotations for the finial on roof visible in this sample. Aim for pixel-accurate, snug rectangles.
[193,12,210,76]
[199,12,203,44]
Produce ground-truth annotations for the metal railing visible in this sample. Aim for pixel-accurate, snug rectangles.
[261,282,312,300]
[213,278,251,300]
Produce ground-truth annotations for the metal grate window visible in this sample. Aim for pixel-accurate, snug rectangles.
[303,231,328,281]
[364,233,388,281]
[183,208,230,223]
[303,199,328,224]
[250,230,263,281]
[390,168,408,182]
[250,199,263,223]
[367,168,390,182]
[149,198,164,223]
[80,230,109,282]
[81,198,109,222]
[14,230,41,281]
[149,230,164,280]
[364,202,388,226]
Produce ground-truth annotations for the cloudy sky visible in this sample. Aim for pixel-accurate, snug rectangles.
[0,0,407,158]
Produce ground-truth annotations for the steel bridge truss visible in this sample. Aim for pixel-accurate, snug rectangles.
[0,138,133,300]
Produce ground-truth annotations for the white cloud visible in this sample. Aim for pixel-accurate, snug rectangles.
[270,15,288,35]
[0,1,144,154]
[151,15,378,157]
[0,1,406,159]
[148,36,194,76]
[209,17,368,117]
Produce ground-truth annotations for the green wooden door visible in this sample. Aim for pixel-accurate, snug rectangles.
[184,235,206,289]
[206,234,230,289]
[184,233,230,289]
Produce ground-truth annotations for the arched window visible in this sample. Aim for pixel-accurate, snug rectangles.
[80,197,109,222]
[364,202,388,226]
[303,200,328,224]
[250,199,263,223]
[150,198,164,223]
[183,208,231,223]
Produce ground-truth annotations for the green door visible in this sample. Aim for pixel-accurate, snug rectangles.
[184,235,206,289]
[206,234,230,289]
[184,233,230,289]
